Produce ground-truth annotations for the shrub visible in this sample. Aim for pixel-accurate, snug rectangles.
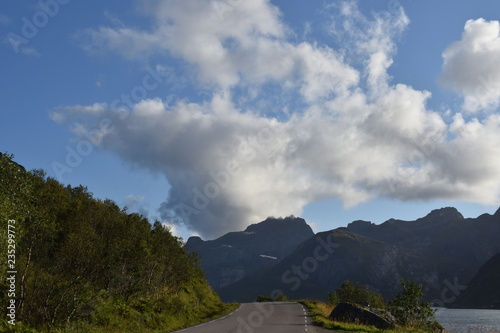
[328,281,386,309]
[256,295,273,302]
[256,293,289,302]
[388,280,442,331]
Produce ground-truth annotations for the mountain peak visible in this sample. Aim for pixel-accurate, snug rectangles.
[185,236,204,248]
[494,207,500,217]
[186,216,314,290]
[346,220,374,234]
[419,207,464,222]
[244,216,309,233]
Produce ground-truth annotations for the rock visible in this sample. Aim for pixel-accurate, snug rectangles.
[329,303,396,329]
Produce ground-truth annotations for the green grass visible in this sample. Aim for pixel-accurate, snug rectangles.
[299,300,432,333]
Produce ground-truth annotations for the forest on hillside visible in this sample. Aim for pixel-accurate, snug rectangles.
[0,153,231,332]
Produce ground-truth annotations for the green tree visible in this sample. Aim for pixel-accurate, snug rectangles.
[388,280,441,330]
[328,281,386,309]
[0,153,34,223]
[1,154,228,331]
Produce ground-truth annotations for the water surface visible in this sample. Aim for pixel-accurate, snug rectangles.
[434,308,500,333]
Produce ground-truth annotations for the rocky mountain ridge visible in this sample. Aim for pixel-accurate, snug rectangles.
[211,207,500,305]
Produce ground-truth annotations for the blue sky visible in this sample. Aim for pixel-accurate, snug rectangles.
[2,0,500,240]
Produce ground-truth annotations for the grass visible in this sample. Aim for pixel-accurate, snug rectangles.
[299,300,434,333]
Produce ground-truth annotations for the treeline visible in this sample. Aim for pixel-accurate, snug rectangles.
[0,153,232,332]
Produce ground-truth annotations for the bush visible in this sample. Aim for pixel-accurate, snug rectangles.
[256,293,289,302]
[328,281,386,309]
[388,280,442,331]
[256,295,273,302]
[274,294,289,302]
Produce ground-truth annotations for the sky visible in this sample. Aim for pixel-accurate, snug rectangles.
[2,0,500,240]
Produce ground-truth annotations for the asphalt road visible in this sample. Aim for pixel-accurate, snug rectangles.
[173,302,337,333]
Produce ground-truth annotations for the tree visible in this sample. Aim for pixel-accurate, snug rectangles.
[388,280,441,330]
[328,281,386,309]
[1,154,221,330]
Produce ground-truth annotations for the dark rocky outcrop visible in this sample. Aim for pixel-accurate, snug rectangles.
[329,303,396,329]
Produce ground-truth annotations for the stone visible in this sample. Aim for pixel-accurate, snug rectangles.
[329,302,396,329]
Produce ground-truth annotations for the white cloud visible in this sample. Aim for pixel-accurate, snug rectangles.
[55,86,500,238]
[124,194,145,205]
[440,18,500,112]
[328,1,409,95]
[77,0,359,102]
[57,1,500,238]
[294,43,359,101]
[78,26,163,59]
[123,194,149,218]
[49,111,65,124]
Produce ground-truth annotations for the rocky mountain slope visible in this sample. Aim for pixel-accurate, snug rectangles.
[185,216,314,289]
[452,251,500,309]
[217,207,500,304]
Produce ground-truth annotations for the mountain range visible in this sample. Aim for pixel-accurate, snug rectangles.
[187,207,500,308]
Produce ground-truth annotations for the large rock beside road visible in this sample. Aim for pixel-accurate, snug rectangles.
[329,302,396,329]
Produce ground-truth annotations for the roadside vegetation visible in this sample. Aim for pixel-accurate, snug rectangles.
[328,281,386,309]
[301,300,435,333]
[300,280,443,333]
[0,153,237,332]
[256,294,289,302]
[388,281,441,331]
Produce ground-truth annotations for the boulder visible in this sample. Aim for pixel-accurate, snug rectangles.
[329,303,396,329]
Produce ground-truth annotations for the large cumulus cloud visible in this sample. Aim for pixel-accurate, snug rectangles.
[440,18,500,112]
[54,1,500,238]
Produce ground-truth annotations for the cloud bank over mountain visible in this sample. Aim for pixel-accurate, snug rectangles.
[53,1,500,238]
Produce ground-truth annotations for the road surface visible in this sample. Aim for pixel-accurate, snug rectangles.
[173,302,337,333]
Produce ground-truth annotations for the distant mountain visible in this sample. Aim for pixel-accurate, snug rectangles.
[218,207,500,304]
[347,207,465,249]
[452,251,500,309]
[218,227,410,302]
[185,216,314,290]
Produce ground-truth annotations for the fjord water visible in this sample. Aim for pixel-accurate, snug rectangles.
[435,308,500,332]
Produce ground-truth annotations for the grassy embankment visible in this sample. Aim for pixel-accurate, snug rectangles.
[52,285,239,333]
[54,282,238,333]
[3,279,238,333]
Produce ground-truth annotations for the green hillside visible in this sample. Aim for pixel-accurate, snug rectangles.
[0,153,235,332]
